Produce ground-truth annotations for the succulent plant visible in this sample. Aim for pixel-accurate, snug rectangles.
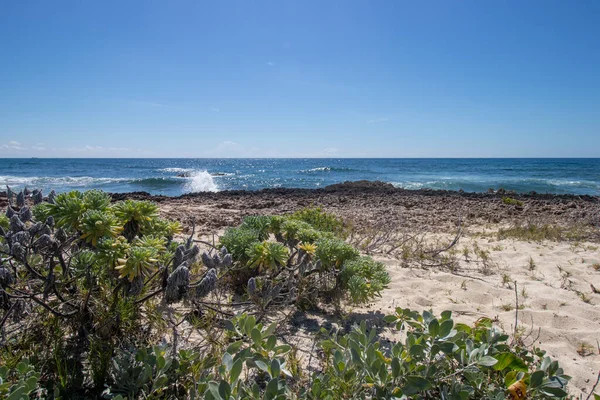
[195,268,217,298]
[201,251,214,268]
[80,210,122,246]
[247,277,256,296]
[0,266,14,287]
[32,189,43,205]
[6,207,16,219]
[33,234,55,251]
[11,231,31,246]
[55,228,67,243]
[11,242,27,261]
[47,189,57,204]
[19,207,32,222]
[16,191,25,208]
[10,215,26,232]
[246,241,288,272]
[115,246,159,282]
[165,264,190,303]
[6,185,14,205]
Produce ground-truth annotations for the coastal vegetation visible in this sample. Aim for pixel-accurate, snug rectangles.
[0,188,588,398]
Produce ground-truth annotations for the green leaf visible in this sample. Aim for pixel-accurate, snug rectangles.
[255,360,269,374]
[251,328,263,347]
[265,378,279,400]
[493,353,516,371]
[391,357,401,379]
[207,381,222,400]
[230,359,243,383]
[441,310,452,320]
[7,386,26,400]
[539,386,568,397]
[226,340,244,354]
[383,315,398,323]
[244,315,256,335]
[438,319,454,338]
[223,319,235,332]
[402,375,431,395]
[438,341,456,355]
[478,356,498,367]
[530,370,544,388]
[266,335,277,351]
[270,359,281,378]
[273,345,291,355]
[222,352,233,371]
[428,319,440,337]
[505,370,518,387]
[218,380,231,400]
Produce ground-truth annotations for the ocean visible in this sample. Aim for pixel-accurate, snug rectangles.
[0,158,599,197]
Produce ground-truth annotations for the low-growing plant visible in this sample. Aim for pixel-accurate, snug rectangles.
[503,197,524,207]
[340,256,391,303]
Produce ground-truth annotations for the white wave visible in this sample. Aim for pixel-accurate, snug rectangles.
[305,167,331,172]
[183,171,218,193]
[0,175,130,187]
[158,167,195,173]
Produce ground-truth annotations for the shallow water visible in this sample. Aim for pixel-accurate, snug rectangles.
[0,158,599,196]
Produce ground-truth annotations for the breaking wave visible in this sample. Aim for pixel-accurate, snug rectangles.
[183,171,218,193]
[300,166,358,173]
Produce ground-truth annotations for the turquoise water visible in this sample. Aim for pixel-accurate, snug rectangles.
[0,158,599,196]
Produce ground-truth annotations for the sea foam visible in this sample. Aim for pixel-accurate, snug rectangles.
[183,171,218,193]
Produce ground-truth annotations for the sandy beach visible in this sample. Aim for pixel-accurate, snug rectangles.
[109,181,600,396]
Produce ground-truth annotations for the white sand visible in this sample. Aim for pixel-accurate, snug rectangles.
[358,236,600,396]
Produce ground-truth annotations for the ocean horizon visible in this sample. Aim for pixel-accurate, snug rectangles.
[1,158,599,197]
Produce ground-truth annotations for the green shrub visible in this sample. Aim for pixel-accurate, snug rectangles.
[240,215,273,241]
[316,308,571,399]
[502,197,524,207]
[246,241,289,271]
[315,237,360,269]
[0,359,45,399]
[290,207,346,237]
[340,256,391,303]
[0,214,9,231]
[219,226,261,264]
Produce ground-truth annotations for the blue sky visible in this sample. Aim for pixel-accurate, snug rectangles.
[0,0,599,158]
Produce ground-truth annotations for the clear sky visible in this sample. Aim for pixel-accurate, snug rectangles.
[1,1,599,158]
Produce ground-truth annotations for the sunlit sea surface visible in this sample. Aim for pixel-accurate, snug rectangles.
[1,158,599,196]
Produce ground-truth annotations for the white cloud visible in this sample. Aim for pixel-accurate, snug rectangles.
[267,61,275,66]
[0,140,26,151]
[322,147,340,156]
[210,107,220,112]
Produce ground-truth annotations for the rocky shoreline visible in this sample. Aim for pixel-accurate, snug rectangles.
[2,181,598,234]
[105,181,600,234]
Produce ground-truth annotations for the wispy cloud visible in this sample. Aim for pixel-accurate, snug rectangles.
[267,61,275,66]
[32,143,46,151]
[0,140,27,151]
[366,117,390,124]
[210,107,220,112]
